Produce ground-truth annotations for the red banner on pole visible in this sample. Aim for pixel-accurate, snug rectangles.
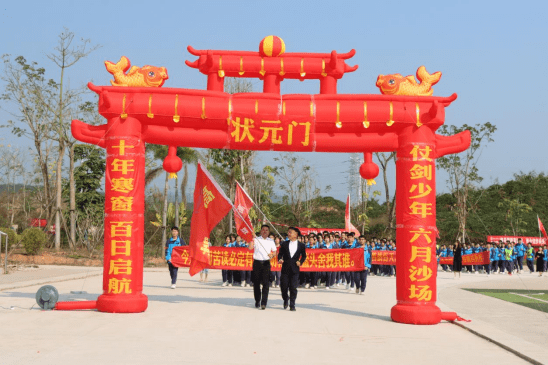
[538,216,548,239]
[234,183,254,242]
[345,194,360,235]
[172,246,365,272]
[188,162,232,276]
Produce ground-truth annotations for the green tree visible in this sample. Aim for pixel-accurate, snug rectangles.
[497,198,533,236]
[47,29,100,250]
[437,122,496,243]
[21,227,47,255]
[1,55,57,232]
[70,144,105,216]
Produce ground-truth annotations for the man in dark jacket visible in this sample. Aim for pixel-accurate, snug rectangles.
[278,227,307,311]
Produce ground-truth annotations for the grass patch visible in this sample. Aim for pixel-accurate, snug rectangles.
[465,289,548,313]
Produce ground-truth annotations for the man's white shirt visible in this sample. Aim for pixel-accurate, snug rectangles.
[289,240,298,258]
[253,236,276,261]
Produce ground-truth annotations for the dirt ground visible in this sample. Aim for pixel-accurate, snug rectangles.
[0,248,166,271]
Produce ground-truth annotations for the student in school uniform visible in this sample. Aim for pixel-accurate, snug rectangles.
[526,243,535,273]
[354,235,371,295]
[447,245,453,272]
[516,239,526,273]
[487,243,496,276]
[235,235,252,287]
[332,234,342,286]
[510,242,518,274]
[472,244,481,274]
[544,246,548,273]
[498,241,506,273]
[439,246,448,271]
[305,234,318,289]
[504,242,513,276]
[269,236,282,288]
[322,236,335,289]
[343,233,356,292]
[165,226,184,289]
[222,235,236,287]
[387,241,395,277]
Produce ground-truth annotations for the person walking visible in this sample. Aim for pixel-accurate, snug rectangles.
[248,225,277,309]
[453,241,463,279]
[165,226,184,289]
[535,247,544,277]
[278,227,307,311]
[504,242,513,276]
[526,243,535,273]
[354,235,371,295]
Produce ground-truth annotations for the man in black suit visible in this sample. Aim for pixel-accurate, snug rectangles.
[278,227,307,311]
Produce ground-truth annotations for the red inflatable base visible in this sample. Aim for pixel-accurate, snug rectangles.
[390,304,442,325]
[96,294,148,313]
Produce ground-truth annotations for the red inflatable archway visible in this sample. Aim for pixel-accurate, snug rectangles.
[71,36,470,324]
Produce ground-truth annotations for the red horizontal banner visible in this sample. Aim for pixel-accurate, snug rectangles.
[171,246,365,272]
[487,235,546,246]
[439,252,490,265]
[371,250,396,265]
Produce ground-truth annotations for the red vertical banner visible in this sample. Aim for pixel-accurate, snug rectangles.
[234,182,255,242]
[98,116,147,313]
[345,194,360,235]
[189,162,232,276]
[391,127,441,325]
[538,216,548,238]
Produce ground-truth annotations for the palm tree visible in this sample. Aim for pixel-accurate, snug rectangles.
[145,144,199,256]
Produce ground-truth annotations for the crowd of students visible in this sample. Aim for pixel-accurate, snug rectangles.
[164,226,548,290]
[437,239,548,276]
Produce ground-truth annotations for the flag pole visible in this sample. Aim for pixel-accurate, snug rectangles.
[236,181,284,239]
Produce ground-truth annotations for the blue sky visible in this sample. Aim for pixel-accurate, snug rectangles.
[1,0,547,204]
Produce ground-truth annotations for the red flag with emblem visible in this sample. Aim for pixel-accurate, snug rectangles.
[345,194,361,235]
[234,182,255,242]
[188,162,232,276]
[538,216,548,239]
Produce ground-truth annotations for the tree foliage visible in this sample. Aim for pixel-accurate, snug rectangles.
[437,122,497,243]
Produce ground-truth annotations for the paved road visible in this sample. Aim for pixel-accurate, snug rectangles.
[0,267,545,365]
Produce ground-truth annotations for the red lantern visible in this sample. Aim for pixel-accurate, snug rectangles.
[359,153,379,185]
[163,146,182,178]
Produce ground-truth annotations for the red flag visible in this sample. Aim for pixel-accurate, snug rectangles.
[188,162,232,276]
[345,194,360,235]
[234,182,255,242]
[538,216,548,239]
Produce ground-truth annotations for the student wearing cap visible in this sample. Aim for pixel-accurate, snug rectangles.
[278,227,307,311]
[222,234,236,287]
[165,226,184,289]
